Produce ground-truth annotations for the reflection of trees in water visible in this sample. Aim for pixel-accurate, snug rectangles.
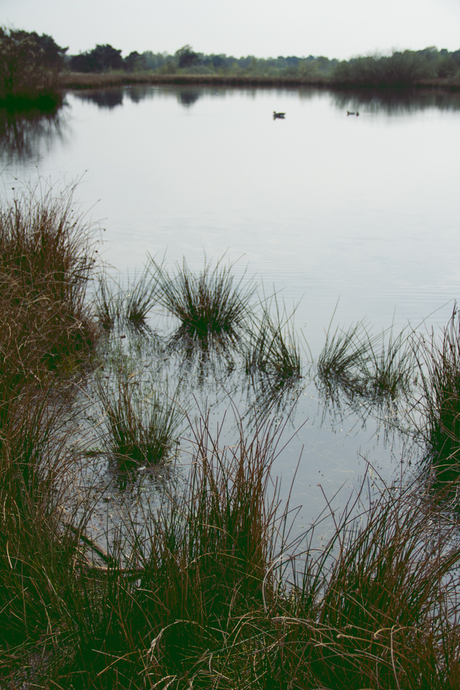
[74,89,124,109]
[176,89,203,107]
[331,88,460,115]
[127,86,153,103]
[0,104,68,163]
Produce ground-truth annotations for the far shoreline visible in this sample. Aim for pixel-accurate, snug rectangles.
[59,71,460,92]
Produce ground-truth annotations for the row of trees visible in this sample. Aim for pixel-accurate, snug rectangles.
[67,43,338,78]
[67,43,460,84]
[333,47,460,85]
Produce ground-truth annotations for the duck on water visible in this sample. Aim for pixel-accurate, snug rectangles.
[273,111,285,119]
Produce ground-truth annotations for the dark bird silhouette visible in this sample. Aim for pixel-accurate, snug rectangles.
[273,111,286,119]
[347,111,355,116]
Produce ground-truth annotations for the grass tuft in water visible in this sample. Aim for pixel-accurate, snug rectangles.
[363,327,414,401]
[94,262,161,332]
[245,298,302,383]
[95,371,183,468]
[316,319,370,398]
[151,255,255,343]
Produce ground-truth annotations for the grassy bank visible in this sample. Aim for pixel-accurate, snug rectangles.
[59,71,330,90]
[2,186,460,687]
[60,70,460,92]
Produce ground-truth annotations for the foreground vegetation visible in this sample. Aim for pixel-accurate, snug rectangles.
[2,184,460,687]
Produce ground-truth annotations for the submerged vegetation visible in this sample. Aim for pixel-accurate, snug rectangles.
[2,183,460,686]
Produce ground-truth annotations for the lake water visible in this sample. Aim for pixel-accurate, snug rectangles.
[2,84,460,530]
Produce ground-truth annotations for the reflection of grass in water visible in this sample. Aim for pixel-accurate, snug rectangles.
[151,255,255,341]
[95,371,184,468]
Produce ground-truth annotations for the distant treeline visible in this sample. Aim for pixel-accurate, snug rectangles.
[67,44,337,79]
[67,43,460,86]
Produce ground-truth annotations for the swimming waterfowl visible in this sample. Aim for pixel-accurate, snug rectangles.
[346,111,355,116]
[273,111,286,119]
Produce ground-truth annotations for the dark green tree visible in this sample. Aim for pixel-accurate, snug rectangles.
[124,51,146,72]
[69,44,123,73]
[0,28,65,104]
[175,45,200,69]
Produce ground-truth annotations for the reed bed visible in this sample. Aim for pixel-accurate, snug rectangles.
[2,410,459,688]
[60,71,330,91]
[59,71,460,93]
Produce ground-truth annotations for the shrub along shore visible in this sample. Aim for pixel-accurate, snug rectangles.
[1,181,460,687]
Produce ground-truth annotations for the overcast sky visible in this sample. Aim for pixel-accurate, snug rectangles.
[3,0,460,60]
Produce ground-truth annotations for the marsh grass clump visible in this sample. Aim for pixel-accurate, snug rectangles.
[317,318,414,413]
[93,272,123,330]
[418,308,460,480]
[124,263,161,326]
[0,181,98,377]
[316,320,370,398]
[245,299,302,383]
[255,478,460,690]
[1,397,460,687]
[95,372,183,467]
[94,263,160,332]
[151,255,255,344]
[362,327,415,401]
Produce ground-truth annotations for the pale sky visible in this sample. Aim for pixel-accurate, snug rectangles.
[2,0,460,60]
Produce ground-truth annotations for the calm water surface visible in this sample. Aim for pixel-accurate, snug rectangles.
[2,85,460,527]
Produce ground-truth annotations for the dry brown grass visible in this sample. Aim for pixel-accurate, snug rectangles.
[60,71,330,90]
